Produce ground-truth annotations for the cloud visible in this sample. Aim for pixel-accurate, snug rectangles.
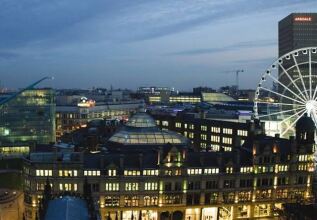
[0,51,19,60]
[168,40,276,56]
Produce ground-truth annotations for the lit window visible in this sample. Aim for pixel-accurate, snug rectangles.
[201,134,207,140]
[222,137,232,144]
[162,121,169,127]
[204,168,219,174]
[201,125,207,131]
[211,144,220,151]
[175,122,182,128]
[187,168,202,175]
[143,169,159,176]
[238,130,248,136]
[36,169,52,177]
[223,128,232,134]
[226,167,233,174]
[188,132,194,139]
[145,182,158,191]
[125,183,139,191]
[108,169,117,176]
[211,135,220,142]
[200,142,207,148]
[211,127,220,133]
[124,170,141,176]
[240,167,253,173]
[224,146,232,151]
[105,183,119,191]
[84,170,101,176]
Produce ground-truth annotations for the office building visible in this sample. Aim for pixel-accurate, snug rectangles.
[23,112,315,220]
[0,89,55,156]
[278,13,317,97]
[56,99,144,138]
[151,112,260,152]
[279,13,317,57]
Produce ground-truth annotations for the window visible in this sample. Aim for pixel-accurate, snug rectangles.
[205,192,218,204]
[210,144,220,151]
[206,181,218,189]
[162,121,169,127]
[277,177,289,186]
[223,128,232,134]
[200,142,207,148]
[36,170,52,177]
[187,168,202,175]
[124,170,140,176]
[143,169,159,176]
[222,137,232,144]
[223,180,235,188]
[211,135,220,142]
[125,183,139,191]
[105,183,119,191]
[226,167,233,174]
[201,134,207,140]
[204,168,219,174]
[238,130,248,136]
[188,132,194,139]
[211,127,220,133]
[144,196,158,206]
[240,179,253,188]
[189,124,195,130]
[145,182,158,191]
[84,170,100,176]
[164,182,172,191]
[257,178,273,187]
[108,169,116,176]
[240,167,253,173]
[124,196,138,207]
[175,182,182,191]
[238,191,251,202]
[105,196,119,207]
[59,183,77,191]
[175,122,182,128]
[224,146,232,151]
[277,165,288,172]
[188,181,201,190]
[201,125,207,131]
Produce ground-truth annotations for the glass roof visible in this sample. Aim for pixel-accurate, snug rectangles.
[125,112,156,128]
[45,196,89,220]
[109,113,188,145]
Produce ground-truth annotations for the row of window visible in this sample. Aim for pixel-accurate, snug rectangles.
[36,163,310,178]
[102,189,307,207]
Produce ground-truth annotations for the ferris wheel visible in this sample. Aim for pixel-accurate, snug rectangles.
[254,47,317,137]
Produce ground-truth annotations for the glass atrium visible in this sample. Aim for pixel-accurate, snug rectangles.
[109,112,188,145]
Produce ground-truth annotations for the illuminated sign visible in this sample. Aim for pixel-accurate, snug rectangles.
[77,97,96,107]
[294,17,312,22]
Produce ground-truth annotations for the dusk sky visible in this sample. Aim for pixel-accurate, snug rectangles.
[1,0,317,91]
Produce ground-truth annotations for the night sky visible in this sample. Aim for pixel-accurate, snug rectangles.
[1,0,317,90]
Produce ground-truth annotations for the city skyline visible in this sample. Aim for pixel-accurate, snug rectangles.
[1,1,317,90]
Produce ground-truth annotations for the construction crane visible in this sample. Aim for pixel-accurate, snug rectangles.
[223,69,244,90]
[0,76,54,107]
